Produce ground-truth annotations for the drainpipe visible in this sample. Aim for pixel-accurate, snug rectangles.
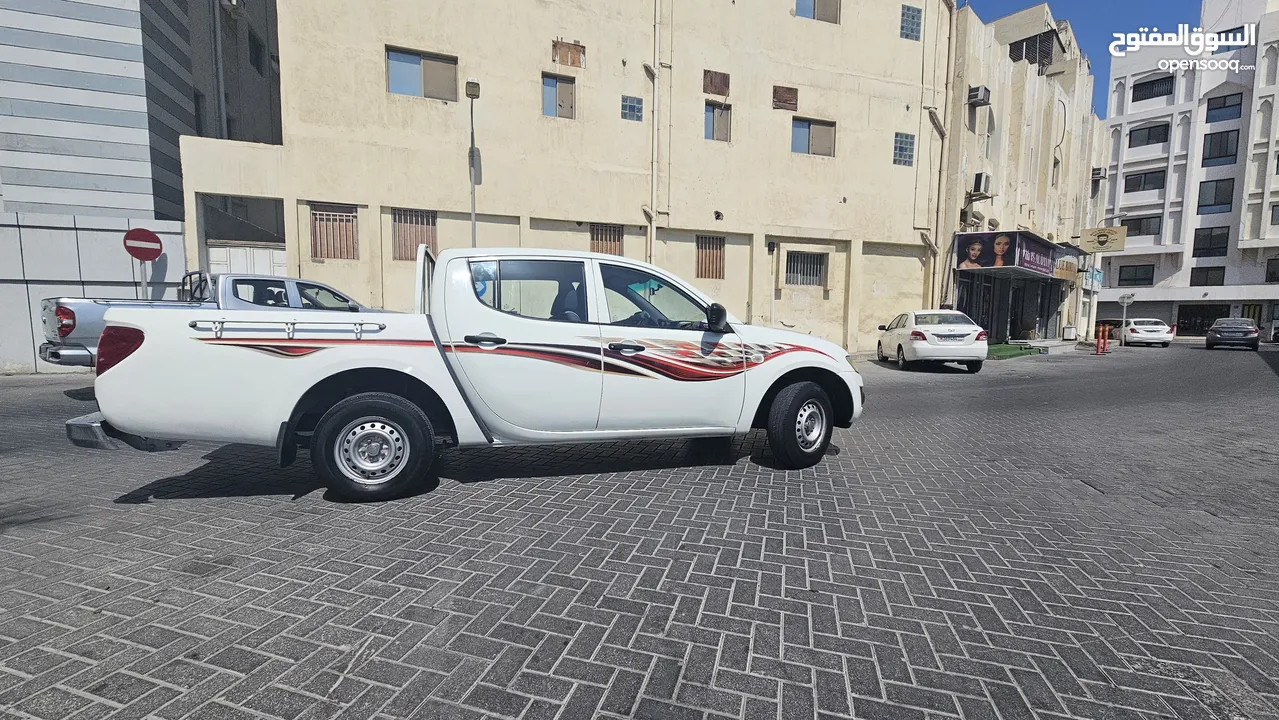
[212,0,229,138]
[646,0,661,265]
[930,0,958,308]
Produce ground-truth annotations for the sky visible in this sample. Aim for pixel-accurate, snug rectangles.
[962,0,1205,118]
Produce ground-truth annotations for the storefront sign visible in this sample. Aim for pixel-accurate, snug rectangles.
[1080,227,1127,253]
[1052,252,1079,281]
[1084,267,1103,292]
[955,232,1018,270]
[1018,241,1054,276]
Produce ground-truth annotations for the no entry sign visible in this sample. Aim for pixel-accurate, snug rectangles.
[123,228,163,262]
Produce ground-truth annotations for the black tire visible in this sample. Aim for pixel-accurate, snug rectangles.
[876,342,886,363]
[766,381,833,470]
[965,361,984,374]
[1206,343,1215,350]
[311,392,434,502]
[896,346,911,371]
[1161,342,1170,348]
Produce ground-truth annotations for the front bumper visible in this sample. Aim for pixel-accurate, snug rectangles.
[840,370,866,424]
[66,412,185,452]
[908,342,988,362]
[39,343,93,366]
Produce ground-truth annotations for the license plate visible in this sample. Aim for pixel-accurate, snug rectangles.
[1223,333,1243,338]
[937,335,965,342]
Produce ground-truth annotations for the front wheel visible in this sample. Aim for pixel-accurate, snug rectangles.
[766,381,833,470]
[311,392,434,502]
[965,361,984,374]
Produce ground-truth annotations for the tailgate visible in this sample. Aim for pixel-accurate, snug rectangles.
[39,299,60,342]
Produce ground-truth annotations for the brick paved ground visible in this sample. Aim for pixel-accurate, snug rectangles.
[1,345,1278,720]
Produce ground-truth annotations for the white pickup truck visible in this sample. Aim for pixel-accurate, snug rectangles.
[68,248,865,500]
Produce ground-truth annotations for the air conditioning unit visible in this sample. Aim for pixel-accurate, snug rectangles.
[973,172,992,195]
[967,85,991,106]
[1091,167,1107,180]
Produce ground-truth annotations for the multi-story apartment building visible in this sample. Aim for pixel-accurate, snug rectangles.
[178,0,955,352]
[1101,0,1279,339]
[938,4,1106,343]
[0,0,280,373]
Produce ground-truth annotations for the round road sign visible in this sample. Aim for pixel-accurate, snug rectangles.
[123,228,163,262]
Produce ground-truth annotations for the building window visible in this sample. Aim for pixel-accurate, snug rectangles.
[703,70,730,96]
[696,235,726,279]
[1190,267,1226,286]
[193,91,205,136]
[392,208,437,261]
[1128,124,1170,148]
[590,223,623,255]
[892,132,915,165]
[542,74,576,118]
[773,86,799,111]
[248,31,265,76]
[621,95,643,122]
[900,5,923,41]
[791,118,835,156]
[1212,27,1244,54]
[1272,205,1279,225]
[1120,216,1162,237]
[310,203,358,260]
[1266,258,1279,282]
[1117,264,1155,287]
[796,0,840,23]
[786,251,827,286]
[1131,76,1174,102]
[705,102,731,142]
[1052,157,1060,187]
[387,48,458,101]
[1206,93,1243,122]
[1124,170,1166,192]
[1202,130,1239,167]
[1192,227,1229,258]
[1197,178,1234,214]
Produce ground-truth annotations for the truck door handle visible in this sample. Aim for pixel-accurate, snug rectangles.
[464,334,507,346]
[608,342,646,353]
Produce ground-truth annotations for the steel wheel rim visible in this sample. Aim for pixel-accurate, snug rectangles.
[794,400,826,453]
[897,348,905,368]
[335,416,409,485]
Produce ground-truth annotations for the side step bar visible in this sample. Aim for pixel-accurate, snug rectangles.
[66,412,185,452]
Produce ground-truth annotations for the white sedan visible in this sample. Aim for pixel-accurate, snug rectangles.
[876,310,989,373]
[1120,318,1173,347]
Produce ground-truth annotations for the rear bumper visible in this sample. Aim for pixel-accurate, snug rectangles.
[66,412,185,452]
[1207,336,1260,347]
[1125,333,1172,344]
[907,342,987,362]
[39,343,94,366]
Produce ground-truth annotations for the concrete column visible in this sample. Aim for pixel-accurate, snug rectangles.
[845,239,864,352]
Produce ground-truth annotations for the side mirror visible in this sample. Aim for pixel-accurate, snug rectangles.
[347,301,361,313]
[706,303,729,333]
[877,324,888,331]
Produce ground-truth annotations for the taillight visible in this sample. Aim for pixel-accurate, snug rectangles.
[55,305,76,338]
[975,330,988,341]
[96,326,144,376]
[1129,327,1138,333]
[1248,328,1259,336]
[910,330,927,341]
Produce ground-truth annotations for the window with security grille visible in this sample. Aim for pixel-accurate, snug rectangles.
[696,236,725,279]
[621,95,643,122]
[590,223,623,255]
[310,203,358,260]
[1131,76,1174,102]
[900,5,922,40]
[1197,179,1234,215]
[392,208,437,261]
[1193,227,1229,257]
[785,251,827,286]
[893,132,915,166]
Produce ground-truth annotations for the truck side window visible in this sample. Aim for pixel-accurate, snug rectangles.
[469,259,589,323]
[600,264,706,330]
[233,279,288,307]
[297,283,351,310]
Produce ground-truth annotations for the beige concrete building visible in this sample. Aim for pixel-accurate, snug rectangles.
[936,4,1106,342]
[179,0,958,351]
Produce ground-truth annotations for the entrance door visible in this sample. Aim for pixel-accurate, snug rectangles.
[594,262,745,431]
[1242,303,1263,325]
[443,257,602,435]
[1175,304,1232,335]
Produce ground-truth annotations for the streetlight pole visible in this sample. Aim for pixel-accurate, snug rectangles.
[466,78,481,248]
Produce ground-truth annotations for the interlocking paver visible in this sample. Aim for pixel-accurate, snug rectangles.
[2,348,1279,719]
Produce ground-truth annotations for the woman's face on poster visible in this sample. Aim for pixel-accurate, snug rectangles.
[994,236,1011,256]
[966,242,982,260]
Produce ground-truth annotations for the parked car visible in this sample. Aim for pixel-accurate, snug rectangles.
[40,272,379,367]
[876,310,988,373]
[1120,318,1173,347]
[66,248,867,501]
[1205,317,1261,350]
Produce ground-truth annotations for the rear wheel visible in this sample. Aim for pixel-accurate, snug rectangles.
[1161,342,1170,348]
[896,346,911,371]
[311,392,434,502]
[766,381,833,470]
[965,361,984,374]
[876,342,887,362]
[1206,343,1215,350]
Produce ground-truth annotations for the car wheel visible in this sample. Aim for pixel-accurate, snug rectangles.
[896,346,911,371]
[311,392,434,502]
[1161,342,1170,348]
[876,342,886,362]
[1205,343,1215,350]
[766,381,833,470]
[965,361,983,374]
